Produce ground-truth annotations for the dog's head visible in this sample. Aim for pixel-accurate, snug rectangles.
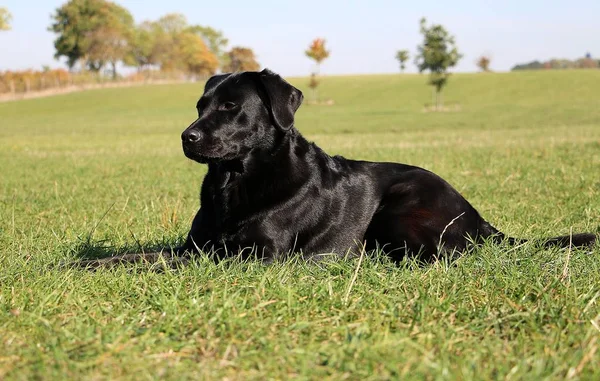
[181,69,303,163]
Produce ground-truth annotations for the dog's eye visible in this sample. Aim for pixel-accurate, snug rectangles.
[218,102,237,111]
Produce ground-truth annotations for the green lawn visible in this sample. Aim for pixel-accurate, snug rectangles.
[1,70,599,379]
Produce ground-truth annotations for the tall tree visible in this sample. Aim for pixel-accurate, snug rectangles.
[223,47,260,72]
[0,8,11,31]
[415,18,462,110]
[85,3,134,78]
[123,14,185,72]
[187,25,229,68]
[86,27,130,78]
[50,0,99,69]
[395,50,410,72]
[175,31,219,77]
[49,0,134,73]
[149,15,184,72]
[124,21,160,71]
[155,13,187,35]
[147,14,225,75]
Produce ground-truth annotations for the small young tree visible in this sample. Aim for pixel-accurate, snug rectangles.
[305,38,330,101]
[476,55,491,72]
[305,38,330,75]
[0,8,11,31]
[415,17,462,110]
[395,50,410,72]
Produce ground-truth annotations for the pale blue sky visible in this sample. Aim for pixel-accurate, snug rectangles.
[1,0,598,75]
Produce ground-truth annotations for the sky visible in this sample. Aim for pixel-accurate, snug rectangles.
[1,0,599,76]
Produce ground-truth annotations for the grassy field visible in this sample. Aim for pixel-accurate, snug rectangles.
[1,70,599,380]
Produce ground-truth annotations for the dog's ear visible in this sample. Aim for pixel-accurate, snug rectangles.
[204,73,231,94]
[258,69,304,131]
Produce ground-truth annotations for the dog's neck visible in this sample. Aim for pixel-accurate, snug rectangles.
[211,129,309,174]
[206,130,315,208]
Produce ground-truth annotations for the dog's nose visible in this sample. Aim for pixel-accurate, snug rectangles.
[182,130,201,143]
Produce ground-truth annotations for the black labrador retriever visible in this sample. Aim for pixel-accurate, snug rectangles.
[81,69,596,267]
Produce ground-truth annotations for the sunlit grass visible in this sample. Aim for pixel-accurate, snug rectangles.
[0,70,599,379]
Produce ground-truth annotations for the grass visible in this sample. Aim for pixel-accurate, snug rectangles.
[1,70,599,379]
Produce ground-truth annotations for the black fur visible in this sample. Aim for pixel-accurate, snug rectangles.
[78,69,596,268]
[177,69,596,261]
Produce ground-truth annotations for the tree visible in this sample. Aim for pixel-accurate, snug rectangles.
[187,25,229,68]
[175,31,218,78]
[49,0,134,73]
[476,55,491,72]
[137,14,224,76]
[414,18,462,110]
[223,47,260,72]
[305,38,330,75]
[395,50,410,72]
[155,13,187,35]
[305,38,330,101]
[124,21,160,72]
[49,0,99,70]
[122,14,186,72]
[86,26,131,78]
[0,8,11,31]
[84,4,134,78]
[147,14,185,72]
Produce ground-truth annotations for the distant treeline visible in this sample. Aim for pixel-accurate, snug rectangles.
[512,56,599,71]
[1,0,262,96]
[48,0,260,79]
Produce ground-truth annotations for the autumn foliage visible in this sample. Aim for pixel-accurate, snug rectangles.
[0,69,186,95]
[0,69,70,93]
[305,38,330,101]
[305,38,330,66]
[223,47,260,72]
[476,56,491,72]
[173,32,219,77]
[46,1,244,81]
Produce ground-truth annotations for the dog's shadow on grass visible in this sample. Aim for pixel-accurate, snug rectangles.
[66,239,446,270]
[73,237,175,258]
[64,238,187,270]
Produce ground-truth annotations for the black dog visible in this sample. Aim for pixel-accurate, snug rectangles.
[81,69,596,267]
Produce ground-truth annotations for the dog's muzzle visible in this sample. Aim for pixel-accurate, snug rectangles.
[181,129,201,144]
